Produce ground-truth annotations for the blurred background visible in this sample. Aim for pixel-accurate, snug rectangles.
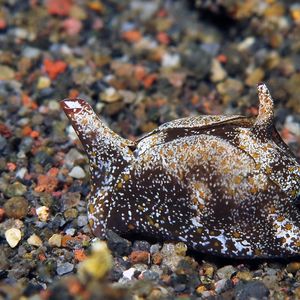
[0,0,299,156]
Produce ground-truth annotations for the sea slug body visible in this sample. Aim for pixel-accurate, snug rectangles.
[61,84,300,258]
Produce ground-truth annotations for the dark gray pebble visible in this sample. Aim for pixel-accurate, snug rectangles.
[142,270,160,282]
[235,281,270,300]
[106,230,132,256]
[132,240,151,252]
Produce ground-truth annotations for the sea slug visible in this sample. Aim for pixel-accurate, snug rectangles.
[61,84,300,258]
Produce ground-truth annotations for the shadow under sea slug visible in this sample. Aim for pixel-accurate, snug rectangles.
[61,84,300,258]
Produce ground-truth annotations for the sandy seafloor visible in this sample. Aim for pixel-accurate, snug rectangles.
[0,0,300,299]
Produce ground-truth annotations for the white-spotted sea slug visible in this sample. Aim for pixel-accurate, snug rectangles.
[61,84,300,258]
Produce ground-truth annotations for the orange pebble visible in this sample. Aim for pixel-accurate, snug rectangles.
[69,89,79,98]
[22,126,32,136]
[143,73,157,89]
[30,130,40,139]
[61,235,73,247]
[88,1,104,13]
[48,167,59,177]
[74,249,87,262]
[217,54,227,63]
[122,30,142,43]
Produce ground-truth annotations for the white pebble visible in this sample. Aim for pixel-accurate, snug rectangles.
[162,53,180,69]
[69,166,86,179]
[36,206,50,222]
[123,267,136,280]
[27,233,43,247]
[5,228,22,248]
[16,167,28,179]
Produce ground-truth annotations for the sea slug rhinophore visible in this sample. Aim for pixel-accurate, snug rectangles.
[61,84,300,258]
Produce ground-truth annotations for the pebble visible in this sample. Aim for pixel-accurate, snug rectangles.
[182,47,212,79]
[0,136,7,152]
[22,46,41,58]
[152,252,163,265]
[161,53,181,69]
[36,206,50,222]
[132,240,151,252]
[37,76,51,90]
[122,267,136,280]
[160,243,184,272]
[69,166,86,179]
[236,270,253,281]
[0,65,15,80]
[174,242,187,256]
[106,230,132,256]
[142,270,159,282]
[65,148,85,168]
[48,234,62,247]
[129,251,150,264]
[284,115,300,136]
[210,58,227,82]
[4,196,28,219]
[235,281,270,300]
[216,265,237,280]
[290,4,300,22]
[286,262,300,274]
[5,182,27,197]
[77,215,88,227]
[27,234,43,247]
[201,263,215,278]
[5,228,22,248]
[48,100,60,111]
[100,87,122,103]
[217,78,244,102]
[215,278,232,294]
[64,208,78,220]
[56,262,74,276]
[65,228,76,236]
[149,244,161,254]
[262,275,278,290]
[62,192,81,210]
[245,68,265,86]
[15,168,27,180]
